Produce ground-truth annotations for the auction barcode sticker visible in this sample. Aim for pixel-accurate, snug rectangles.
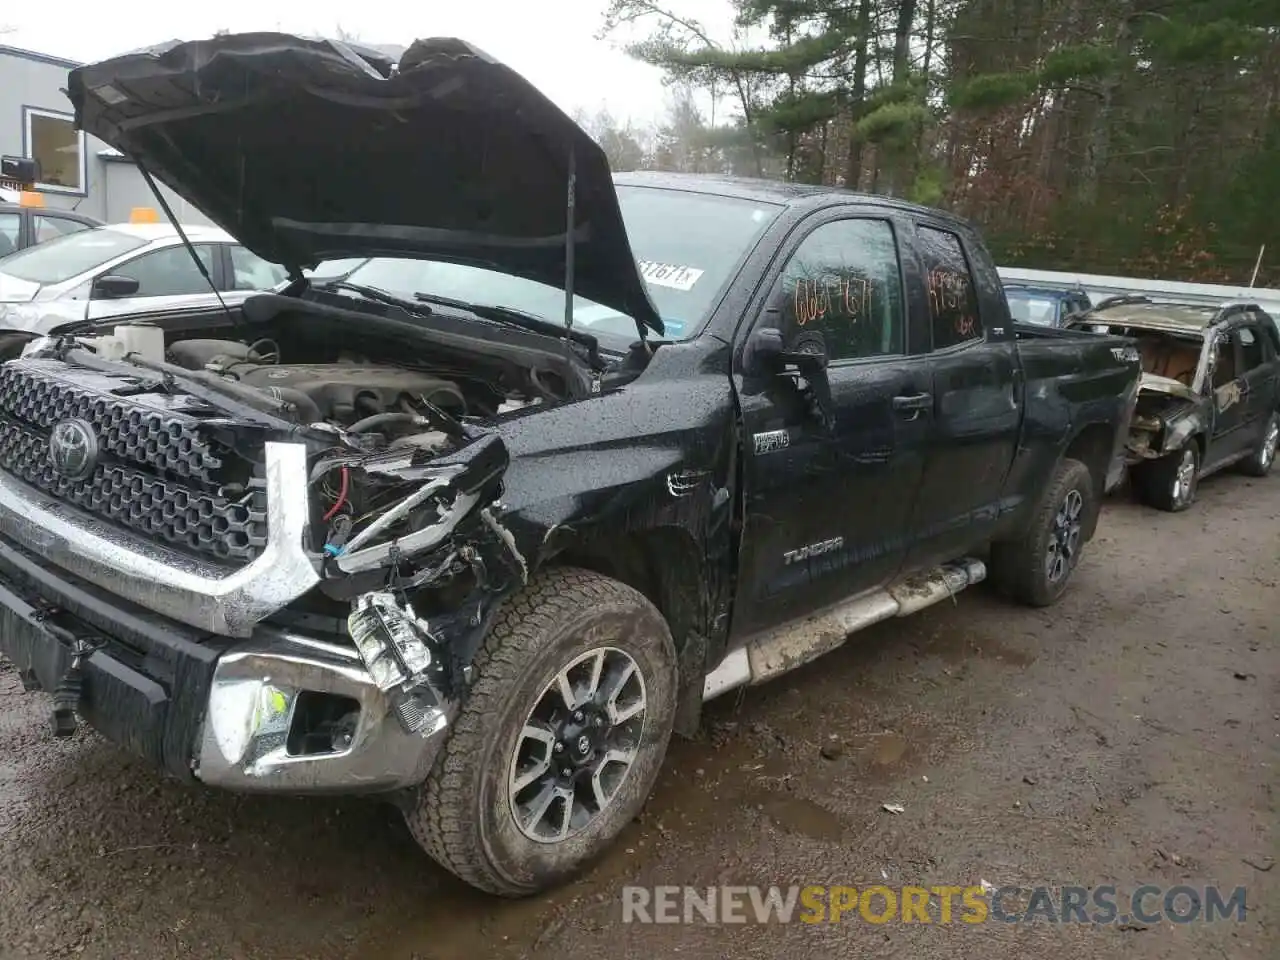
[638,260,705,291]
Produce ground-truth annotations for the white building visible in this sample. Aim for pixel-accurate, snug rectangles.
[0,42,213,224]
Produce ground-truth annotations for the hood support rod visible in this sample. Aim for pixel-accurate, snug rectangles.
[563,149,576,341]
[137,161,239,329]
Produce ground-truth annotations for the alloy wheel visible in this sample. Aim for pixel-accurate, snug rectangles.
[1045,488,1083,584]
[508,646,648,844]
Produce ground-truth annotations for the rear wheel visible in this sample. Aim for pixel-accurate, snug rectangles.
[1238,411,1278,477]
[1136,444,1199,512]
[990,457,1094,607]
[405,567,678,897]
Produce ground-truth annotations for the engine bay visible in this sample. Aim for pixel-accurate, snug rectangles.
[164,337,474,438]
[71,306,557,455]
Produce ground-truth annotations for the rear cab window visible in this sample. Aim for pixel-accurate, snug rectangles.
[1006,291,1060,327]
[917,225,982,350]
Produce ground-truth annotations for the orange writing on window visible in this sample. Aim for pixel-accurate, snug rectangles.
[794,275,872,327]
[927,268,969,317]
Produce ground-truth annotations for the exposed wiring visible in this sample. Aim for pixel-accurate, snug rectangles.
[323,465,350,521]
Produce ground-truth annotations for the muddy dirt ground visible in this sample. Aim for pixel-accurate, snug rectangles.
[0,474,1276,960]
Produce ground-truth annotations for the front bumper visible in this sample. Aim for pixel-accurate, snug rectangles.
[0,535,448,794]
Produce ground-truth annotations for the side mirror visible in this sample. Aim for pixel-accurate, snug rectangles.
[92,274,140,299]
[746,326,829,376]
[745,326,834,430]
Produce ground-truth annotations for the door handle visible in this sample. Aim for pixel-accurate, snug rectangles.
[892,392,933,414]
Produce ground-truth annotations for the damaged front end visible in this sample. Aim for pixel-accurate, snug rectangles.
[198,423,530,793]
[21,29,652,796]
[1125,374,1206,462]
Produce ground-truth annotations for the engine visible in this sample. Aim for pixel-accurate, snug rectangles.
[164,338,469,442]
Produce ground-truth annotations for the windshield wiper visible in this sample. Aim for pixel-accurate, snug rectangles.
[412,291,546,331]
[412,291,603,352]
[322,280,432,316]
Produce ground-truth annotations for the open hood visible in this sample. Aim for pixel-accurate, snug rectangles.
[67,33,663,335]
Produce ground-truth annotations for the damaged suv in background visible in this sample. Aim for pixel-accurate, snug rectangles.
[1072,296,1280,511]
[0,33,1141,897]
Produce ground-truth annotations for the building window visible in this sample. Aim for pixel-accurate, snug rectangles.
[23,107,87,195]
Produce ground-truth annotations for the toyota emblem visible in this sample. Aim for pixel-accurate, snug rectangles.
[576,734,591,754]
[49,418,99,481]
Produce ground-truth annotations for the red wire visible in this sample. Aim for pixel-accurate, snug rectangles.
[323,466,349,522]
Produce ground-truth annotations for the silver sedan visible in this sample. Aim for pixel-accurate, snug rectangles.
[0,222,288,334]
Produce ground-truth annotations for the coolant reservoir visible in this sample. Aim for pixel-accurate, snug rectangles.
[92,324,166,364]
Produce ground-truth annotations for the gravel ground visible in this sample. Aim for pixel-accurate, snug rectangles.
[0,472,1275,960]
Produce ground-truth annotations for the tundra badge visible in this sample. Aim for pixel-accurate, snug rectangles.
[783,536,844,565]
[754,429,791,455]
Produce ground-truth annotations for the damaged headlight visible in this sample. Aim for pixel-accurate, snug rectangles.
[329,433,509,575]
[348,591,453,736]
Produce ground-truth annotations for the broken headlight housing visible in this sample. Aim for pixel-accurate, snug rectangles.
[348,591,453,736]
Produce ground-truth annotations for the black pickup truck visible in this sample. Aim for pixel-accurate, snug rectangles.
[0,34,1141,898]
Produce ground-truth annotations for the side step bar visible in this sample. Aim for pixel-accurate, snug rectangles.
[702,557,986,702]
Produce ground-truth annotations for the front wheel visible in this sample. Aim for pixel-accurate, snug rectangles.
[989,457,1094,607]
[1238,411,1279,477]
[1136,444,1199,512]
[405,567,678,897]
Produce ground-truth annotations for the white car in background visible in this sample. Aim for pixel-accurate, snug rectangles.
[0,222,288,334]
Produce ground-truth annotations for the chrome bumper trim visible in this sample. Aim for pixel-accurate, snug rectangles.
[196,628,450,794]
[0,441,319,637]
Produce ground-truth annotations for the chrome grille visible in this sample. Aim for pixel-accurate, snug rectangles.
[0,359,267,563]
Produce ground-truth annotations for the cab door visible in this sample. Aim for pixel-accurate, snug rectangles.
[1234,322,1277,447]
[1205,328,1248,466]
[905,222,1021,567]
[731,211,931,636]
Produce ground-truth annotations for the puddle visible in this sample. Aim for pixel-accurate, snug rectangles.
[758,794,845,842]
[928,628,1037,667]
[870,731,909,765]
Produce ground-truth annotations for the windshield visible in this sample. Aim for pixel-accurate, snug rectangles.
[1006,292,1061,326]
[0,227,148,285]
[327,186,782,351]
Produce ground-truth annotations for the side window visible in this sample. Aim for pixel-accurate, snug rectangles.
[1211,333,1237,388]
[1236,326,1264,372]
[0,212,19,257]
[228,244,289,291]
[774,218,905,361]
[104,244,216,298]
[34,215,92,244]
[917,225,982,350]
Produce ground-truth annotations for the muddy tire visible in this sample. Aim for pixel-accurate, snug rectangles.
[405,567,678,897]
[1136,444,1199,512]
[989,457,1093,607]
[1238,411,1279,478]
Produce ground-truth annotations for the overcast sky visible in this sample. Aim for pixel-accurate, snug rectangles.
[2,0,737,126]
